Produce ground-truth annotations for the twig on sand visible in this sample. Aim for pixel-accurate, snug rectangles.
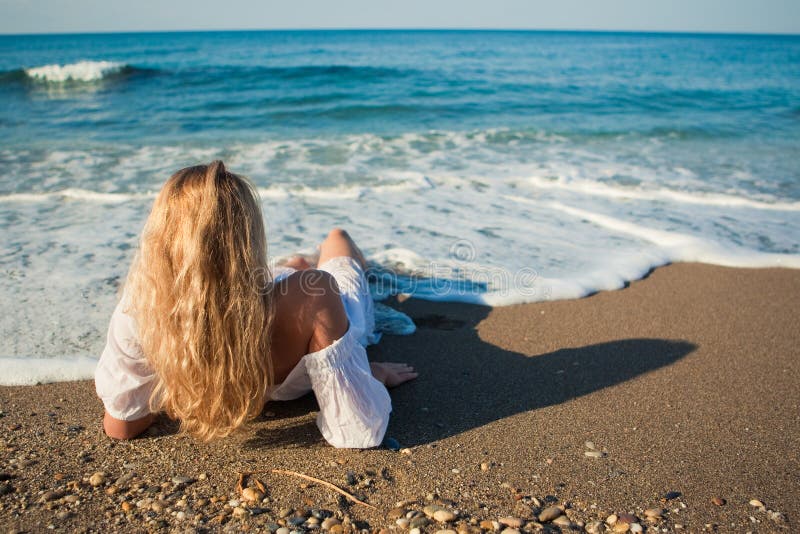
[241,469,378,511]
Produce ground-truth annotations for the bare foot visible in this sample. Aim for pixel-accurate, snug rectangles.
[369,362,418,388]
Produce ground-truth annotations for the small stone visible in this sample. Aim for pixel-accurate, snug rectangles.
[400,448,413,455]
[617,514,637,525]
[435,530,457,534]
[584,450,604,458]
[664,491,681,501]
[396,518,410,529]
[749,499,765,508]
[276,528,291,534]
[321,517,341,529]
[768,511,786,523]
[56,511,72,520]
[499,517,523,528]
[500,529,520,534]
[643,508,663,519]
[289,516,307,526]
[121,502,132,513]
[629,524,642,533]
[410,517,430,529]
[480,463,489,472]
[434,509,457,523]
[388,507,407,520]
[89,472,106,487]
[242,487,264,502]
[613,523,629,533]
[585,520,605,534]
[410,529,421,534]
[585,441,596,450]
[232,507,248,518]
[552,516,571,527]
[606,514,618,525]
[538,506,562,522]
[198,472,208,480]
[479,520,497,530]
[279,508,294,518]
[329,526,344,534]
[41,490,63,502]
[711,497,726,506]
[172,476,193,485]
[424,505,444,517]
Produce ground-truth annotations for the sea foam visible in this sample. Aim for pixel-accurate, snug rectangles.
[25,60,128,83]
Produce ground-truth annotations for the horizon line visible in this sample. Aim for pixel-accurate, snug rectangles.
[2,27,799,38]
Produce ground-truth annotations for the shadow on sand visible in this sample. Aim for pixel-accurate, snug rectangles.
[245,298,695,449]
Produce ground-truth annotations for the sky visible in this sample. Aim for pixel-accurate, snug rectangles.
[1,0,799,35]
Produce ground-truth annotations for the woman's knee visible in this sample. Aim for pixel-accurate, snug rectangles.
[325,227,351,242]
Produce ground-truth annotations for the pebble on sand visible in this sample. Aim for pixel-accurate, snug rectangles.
[538,506,562,522]
[433,509,457,523]
[749,499,765,508]
[241,487,264,502]
[498,517,523,528]
[479,520,498,530]
[711,496,726,506]
[643,508,663,519]
[584,521,604,534]
[552,515,571,527]
[88,472,106,487]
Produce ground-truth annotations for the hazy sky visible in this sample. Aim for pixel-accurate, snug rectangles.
[1,0,798,35]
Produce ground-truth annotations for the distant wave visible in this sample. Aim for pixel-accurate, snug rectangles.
[0,182,424,204]
[24,60,132,83]
[0,188,157,203]
[0,60,158,85]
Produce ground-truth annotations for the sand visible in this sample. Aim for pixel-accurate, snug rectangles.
[0,263,797,532]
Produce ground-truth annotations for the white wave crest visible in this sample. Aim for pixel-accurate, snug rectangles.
[527,175,800,212]
[25,60,128,83]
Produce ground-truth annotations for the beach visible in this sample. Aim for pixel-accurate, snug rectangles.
[1,263,797,532]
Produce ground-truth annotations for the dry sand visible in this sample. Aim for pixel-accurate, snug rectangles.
[0,263,797,533]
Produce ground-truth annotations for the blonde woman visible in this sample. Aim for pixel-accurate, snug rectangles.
[95,161,417,448]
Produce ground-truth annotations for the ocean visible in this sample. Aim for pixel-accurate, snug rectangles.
[1,30,799,384]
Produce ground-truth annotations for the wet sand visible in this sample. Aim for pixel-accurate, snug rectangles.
[0,263,797,532]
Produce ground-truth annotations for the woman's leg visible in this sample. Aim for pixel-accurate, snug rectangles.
[317,228,367,269]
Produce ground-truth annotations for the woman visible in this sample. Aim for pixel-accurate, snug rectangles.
[95,161,417,448]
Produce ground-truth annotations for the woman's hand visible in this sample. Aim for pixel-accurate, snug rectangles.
[370,362,418,388]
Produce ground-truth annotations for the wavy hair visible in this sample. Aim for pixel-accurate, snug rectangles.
[125,161,273,441]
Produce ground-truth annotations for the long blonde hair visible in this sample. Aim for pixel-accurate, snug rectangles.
[125,161,274,441]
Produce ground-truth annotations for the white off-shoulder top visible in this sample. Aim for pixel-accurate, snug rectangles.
[95,256,391,449]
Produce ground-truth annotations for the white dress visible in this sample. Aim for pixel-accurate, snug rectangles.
[95,256,391,449]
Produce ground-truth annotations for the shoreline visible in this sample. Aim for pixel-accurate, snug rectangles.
[1,263,797,532]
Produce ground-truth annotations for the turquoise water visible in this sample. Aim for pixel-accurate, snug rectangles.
[1,30,799,381]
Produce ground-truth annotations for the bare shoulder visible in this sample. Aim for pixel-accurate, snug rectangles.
[273,269,348,353]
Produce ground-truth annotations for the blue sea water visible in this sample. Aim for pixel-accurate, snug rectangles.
[1,30,799,383]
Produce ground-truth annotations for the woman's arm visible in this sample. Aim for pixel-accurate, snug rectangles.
[103,411,155,440]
